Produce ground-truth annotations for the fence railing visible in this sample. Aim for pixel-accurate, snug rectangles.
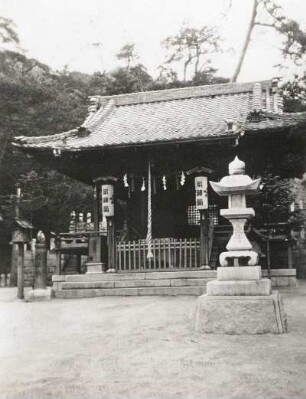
[117,238,200,271]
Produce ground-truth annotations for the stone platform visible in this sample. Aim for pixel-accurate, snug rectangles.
[195,291,287,334]
[52,270,216,298]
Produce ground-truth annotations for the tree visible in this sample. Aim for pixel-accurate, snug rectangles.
[162,26,221,82]
[231,0,306,82]
[0,16,19,46]
[116,43,138,70]
[282,73,306,112]
[107,64,153,94]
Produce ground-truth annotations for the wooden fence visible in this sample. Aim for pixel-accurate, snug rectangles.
[117,238,200,271]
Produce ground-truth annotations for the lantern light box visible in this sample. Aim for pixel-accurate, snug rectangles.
[194,176,208,210]
[101,184,114,217]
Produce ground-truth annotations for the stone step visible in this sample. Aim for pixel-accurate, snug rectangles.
[53,270,217,283]
[58,278,210,290]
[54,285,205,299]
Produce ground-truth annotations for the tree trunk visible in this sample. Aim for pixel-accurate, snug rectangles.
[183,57,192,82]
[195,53,200,76]
[231,0,258,82]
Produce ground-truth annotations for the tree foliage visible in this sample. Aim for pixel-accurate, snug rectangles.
[162,26,221,82]
[231,0,306,82]
[0,16,19,45]
[116,43,138,69]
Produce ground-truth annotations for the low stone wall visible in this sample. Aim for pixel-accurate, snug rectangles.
[262,269,298,288]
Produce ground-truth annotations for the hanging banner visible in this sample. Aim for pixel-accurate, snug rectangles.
[194,176,208,210]
[101,184,114,217]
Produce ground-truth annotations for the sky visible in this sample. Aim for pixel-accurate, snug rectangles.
[0,0,305,82]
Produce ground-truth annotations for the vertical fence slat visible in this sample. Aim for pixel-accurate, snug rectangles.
[163,240,166,269]
[158,240,161,269]
[137,241,141,270]
[173,238,177,267]
[122,244,126,270]
[133,241,136,271]
[179,239,182,269]
[142,240,146,269]
[153,240,156,269]
[128,241,131,271]
[118,243,121,271]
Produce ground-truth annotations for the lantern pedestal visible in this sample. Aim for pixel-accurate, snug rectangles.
[195,291,287,334]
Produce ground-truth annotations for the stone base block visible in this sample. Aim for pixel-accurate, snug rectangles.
[86,263,104,274]
[194,291,287,334]
[217,266,261,281]
[24,287,53,302]
[207,278,271,296]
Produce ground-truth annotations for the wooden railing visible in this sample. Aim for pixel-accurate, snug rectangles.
[117,238,200,271]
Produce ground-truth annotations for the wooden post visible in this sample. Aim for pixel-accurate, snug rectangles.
[195,176,209,269]
[10,185,21,287]
[200,210,209,267]
[17,242,24,299]
[90,185,102,264]
[101,183,116,272]
[266,239,271,279]
[34,231,47,289]
[107,217,116,272]
[10,243,18,287]
[288,241,293,269]
[93,185,100,231]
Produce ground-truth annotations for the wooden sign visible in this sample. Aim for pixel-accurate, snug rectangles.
[194,176,208,210]
[101,184,114,217]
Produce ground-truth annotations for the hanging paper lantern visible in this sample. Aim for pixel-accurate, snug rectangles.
[180,171,186,186]
[162,175,167,190]
[123,173,129,187]
[141,177,146,191]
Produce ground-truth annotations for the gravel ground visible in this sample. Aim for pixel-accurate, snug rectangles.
[0,283,305,399]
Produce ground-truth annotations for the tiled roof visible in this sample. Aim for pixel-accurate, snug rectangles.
[13,79,306,151]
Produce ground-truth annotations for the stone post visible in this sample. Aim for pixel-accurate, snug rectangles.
[24,231,52,302]
[17,242,24,300]
[34,231,47,289]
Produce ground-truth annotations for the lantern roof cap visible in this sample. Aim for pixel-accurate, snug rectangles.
[229,156,245,175]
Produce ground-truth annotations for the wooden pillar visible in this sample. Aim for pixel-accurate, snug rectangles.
[288,241,293,269]
[17,242,24,299]
[195,176,210,268]
[107,217,116,272]
[266,239,271,279]
[200,210,209,267]
[10,243,18,286]
[101,182,116,272]
[93,185,100,232]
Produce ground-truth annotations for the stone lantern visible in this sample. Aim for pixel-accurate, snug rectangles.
[194,157,287,334]
[210,156,260,268]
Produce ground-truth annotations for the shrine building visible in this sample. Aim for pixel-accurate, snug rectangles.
[14,79,306,296]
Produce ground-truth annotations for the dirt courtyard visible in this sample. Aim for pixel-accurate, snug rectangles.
[0,283,306,399]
